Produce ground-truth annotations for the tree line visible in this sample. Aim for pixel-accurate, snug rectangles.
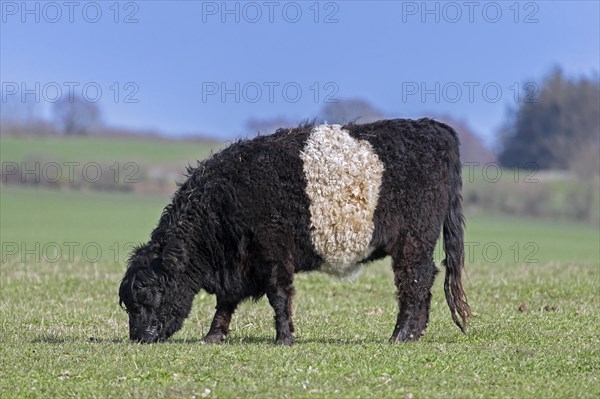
[498,68,599,178]
[2,67,598,176]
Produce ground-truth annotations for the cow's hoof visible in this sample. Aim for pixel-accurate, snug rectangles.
[275,336,295,346]
[203,333,226,344]
[389,329,421,343]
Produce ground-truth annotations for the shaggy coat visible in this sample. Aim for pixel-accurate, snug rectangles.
[119,118,471,345]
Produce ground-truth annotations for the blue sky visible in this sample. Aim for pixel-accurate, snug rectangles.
[1,0,599,146]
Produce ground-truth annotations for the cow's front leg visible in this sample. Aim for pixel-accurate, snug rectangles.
[267,284,295,345]
[288,297,295,336]
[390,247,438,342]
[204,298,238,344]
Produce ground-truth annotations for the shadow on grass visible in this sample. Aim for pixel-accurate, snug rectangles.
[30,333,462,346]
[30,334,67,344]
[167,335,384,345]
[30,334,126,344]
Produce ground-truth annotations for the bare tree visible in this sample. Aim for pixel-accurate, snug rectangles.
[320,98,386,124]
[53,95,101,135]
[245,116,296,136]
[0,92,45,136]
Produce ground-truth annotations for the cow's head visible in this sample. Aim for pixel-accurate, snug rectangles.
[118,240,192,343]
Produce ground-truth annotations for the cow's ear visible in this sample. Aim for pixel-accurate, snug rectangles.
[162,239,187,274]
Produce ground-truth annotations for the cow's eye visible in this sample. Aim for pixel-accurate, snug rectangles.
[126,305,142,315]
[140,288,163,308]
[137,289,153,305]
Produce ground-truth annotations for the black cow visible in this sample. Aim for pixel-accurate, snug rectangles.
[119,118,471,345]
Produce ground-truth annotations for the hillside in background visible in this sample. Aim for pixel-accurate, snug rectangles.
[1,134,597,224]
[0,135,222,194]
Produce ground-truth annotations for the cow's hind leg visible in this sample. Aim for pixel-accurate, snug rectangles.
[288,297,295,336]
[390,235,438,342]
[266,283,295,346]
[204,298,238,344]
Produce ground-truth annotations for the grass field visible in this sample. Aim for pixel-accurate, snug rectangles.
[0,136,222,165]
[2,135,598,223]
[1,185,599,398]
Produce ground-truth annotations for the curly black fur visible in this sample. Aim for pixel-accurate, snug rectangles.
[119,118,471,345]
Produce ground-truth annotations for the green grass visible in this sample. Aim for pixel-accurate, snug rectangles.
[2,186,598,266]
[0,135,222,165]
[1,186,169,252]
[1,186,599,398]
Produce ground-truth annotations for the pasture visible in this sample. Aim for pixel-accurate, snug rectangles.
[1,134,599,398]
[1,185,598,398]
[0,135,222,164]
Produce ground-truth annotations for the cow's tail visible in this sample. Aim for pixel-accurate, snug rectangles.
[439,122,472,334]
